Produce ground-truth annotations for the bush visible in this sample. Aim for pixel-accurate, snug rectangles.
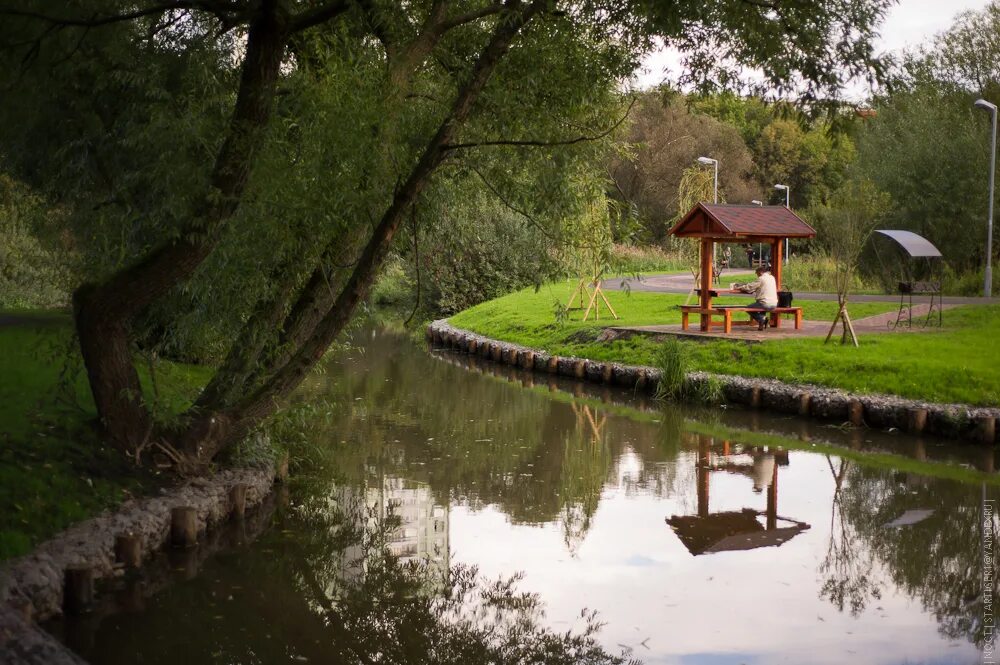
[610,243,687,275]
[415,197,561,315]
[0,174,74,309]
[653,337,688,402]
[782,253,880,294]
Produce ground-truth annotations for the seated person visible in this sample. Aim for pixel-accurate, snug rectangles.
[736,265,778,331]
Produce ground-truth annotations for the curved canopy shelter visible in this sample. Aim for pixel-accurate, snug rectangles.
[668,203,816,330]
[870,230,945,328]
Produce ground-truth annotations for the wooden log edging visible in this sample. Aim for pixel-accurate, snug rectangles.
[428,319,1000,445]
[0,465,276,624]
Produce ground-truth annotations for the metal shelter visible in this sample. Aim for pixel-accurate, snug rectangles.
[872,230,944,328]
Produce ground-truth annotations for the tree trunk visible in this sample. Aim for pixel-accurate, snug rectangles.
[182,1,545,461]
[74,4,290,454]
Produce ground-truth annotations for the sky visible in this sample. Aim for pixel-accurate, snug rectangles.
[636,0,993,99]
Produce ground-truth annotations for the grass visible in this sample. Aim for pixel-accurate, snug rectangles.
[0,313,210,560]
[448,282,1000,406]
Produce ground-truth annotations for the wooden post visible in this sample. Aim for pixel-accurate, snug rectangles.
[797,393,811,417]
[976,416,997,445]
[601,363,614,383]
[847,400,864,427]
[115,533,143,569]
[772,239,783,290]
[64,566,94,614]
[170,506,198,548]
[547,356,559,373]
[749,386,762,409]
[700,238,714,331]
[573,359,586,379]
[907,408,928,434]
[230,483,248,519]
[468,338,478,354]
[276,451,290,483]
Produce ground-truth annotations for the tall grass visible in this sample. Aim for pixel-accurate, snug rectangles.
[610,243,688,275]
[782,253,880,294]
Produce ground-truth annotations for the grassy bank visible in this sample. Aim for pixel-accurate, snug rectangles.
[448,283,1000,406]
[0,313,210,560]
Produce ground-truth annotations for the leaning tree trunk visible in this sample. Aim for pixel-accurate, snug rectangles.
[74,5,289,456]
[175,1,546,462]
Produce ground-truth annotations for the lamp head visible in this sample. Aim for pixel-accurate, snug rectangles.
[774,184,788,191]
[975,99,998,113]
[697,156,716,165]
[751,200,763,206]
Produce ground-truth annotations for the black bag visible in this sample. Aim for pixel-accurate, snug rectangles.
[777,291,793,307]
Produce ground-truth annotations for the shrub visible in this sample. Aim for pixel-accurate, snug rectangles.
[653,337,688,402]
[0,174,74,309]
[610,243,687,275]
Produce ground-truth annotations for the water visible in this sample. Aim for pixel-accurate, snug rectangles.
[49,326,998,664]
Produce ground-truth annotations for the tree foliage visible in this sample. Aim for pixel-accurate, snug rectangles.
[0,0,894,467]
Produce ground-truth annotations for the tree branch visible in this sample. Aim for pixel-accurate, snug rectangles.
[290,0,350,32]
[0,1,246,28]
[439,3,505,31]
[443,96,636,152]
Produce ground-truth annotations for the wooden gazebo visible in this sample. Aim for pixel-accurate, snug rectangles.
[667,203,816,332]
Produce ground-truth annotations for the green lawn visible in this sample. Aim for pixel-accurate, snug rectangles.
[0,314,210,560]
[449,282,1000,406]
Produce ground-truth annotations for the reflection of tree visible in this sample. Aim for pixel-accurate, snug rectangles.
[827,460,999,646]
[73,489,636,665]
[818,456,883,616]
[288,327,685,540]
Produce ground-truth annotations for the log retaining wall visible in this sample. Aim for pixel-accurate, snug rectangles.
[428,319,999,445]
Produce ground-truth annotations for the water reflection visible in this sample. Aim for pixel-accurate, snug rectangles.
[51,326,997,665]
[666,437,811,556]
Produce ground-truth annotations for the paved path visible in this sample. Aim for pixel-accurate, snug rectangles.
[602,270,999,305]
[605,303,955,343]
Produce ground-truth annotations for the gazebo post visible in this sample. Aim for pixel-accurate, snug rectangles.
[700,237,714,331]
[771,239,783,290]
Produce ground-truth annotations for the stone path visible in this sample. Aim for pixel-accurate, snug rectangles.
[602,271,998,305]
[605,303,955,343]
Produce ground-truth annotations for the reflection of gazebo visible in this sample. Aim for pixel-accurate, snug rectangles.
[667,204,816,331]
[666,436,810,556]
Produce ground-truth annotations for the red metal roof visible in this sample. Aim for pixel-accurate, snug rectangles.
[668,203,816,239]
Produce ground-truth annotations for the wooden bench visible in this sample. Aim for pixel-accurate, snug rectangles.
[679,305,803,333]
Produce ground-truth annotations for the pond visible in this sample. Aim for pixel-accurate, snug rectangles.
[48,326,997,664]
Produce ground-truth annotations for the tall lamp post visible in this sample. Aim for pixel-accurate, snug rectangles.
[975,98,996,298]
[698,156,719,265]
[774,184,790,262]
[698,156,719,203]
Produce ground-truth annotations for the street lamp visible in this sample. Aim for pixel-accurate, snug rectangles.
[751,200,763,206]
[774,184,790,262]
[697,156,718,204]
[975,98,996,298]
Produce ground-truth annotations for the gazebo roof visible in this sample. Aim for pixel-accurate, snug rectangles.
[668,203,816,240]
[666,510,810,556]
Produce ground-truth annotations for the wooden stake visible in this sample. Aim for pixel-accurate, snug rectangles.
[976,416,997,445]
[64,566,94,614]
[230,483,248,519]
[115,533,143,569]
[170,506,198,548]
[847,400,864,427]
[276,451,290,483]
[907,408,928,434]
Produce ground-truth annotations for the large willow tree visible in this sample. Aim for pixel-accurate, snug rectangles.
[0,0,893,469]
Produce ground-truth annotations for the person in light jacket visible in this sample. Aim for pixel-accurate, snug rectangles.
[739,265,778,331]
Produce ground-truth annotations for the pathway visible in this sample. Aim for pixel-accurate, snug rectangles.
[603,303,954,343]
[602,270,999,305]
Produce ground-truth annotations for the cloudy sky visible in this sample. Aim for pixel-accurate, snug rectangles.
[636,0,993,97]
